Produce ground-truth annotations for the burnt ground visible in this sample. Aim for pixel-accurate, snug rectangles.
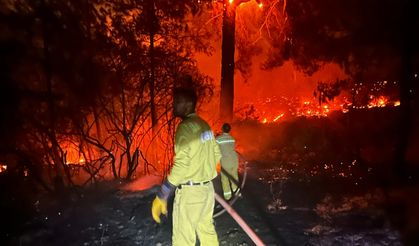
[2,161,416,246]
[2,107,418,245]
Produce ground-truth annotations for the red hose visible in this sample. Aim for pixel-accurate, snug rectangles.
[214,193,266,246]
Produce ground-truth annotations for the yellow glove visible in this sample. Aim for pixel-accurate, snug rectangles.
[151,196,167,223]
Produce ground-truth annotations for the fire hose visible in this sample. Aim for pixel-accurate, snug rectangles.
[127,153,265,244]
[214,192,266,246]
[214,152,265,245]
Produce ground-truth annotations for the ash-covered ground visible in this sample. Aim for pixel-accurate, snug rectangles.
[2,161,412,246]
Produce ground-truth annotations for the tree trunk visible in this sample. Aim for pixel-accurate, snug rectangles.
[149,32,157,129]
[220,4,236,122]
[41,0,66,186]
[110,155,117,179]
[148,0,159,170]
[124,131,135,180]
[148,0,157,128]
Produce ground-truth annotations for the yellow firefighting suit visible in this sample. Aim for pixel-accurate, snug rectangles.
[216,133,239,200]
[167,113,221,246]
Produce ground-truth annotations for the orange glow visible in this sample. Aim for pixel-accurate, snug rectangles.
[229,0,233,4]
[394,101,400,106]
[258,3,263,8]
[121,174,162,191]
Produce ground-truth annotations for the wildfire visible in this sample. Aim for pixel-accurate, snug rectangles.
[0,164,7,173]
[367,95,388,108]
[296,97,349,117]
[237,94,400,124]
[61,140,90,165]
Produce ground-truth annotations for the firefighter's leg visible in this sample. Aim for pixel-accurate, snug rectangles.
[196,184,219,246]
[172,185,218,246]
[221,159,239,199]
[173,188,195,246]
[231,168,239,193]
[221,171,232,200]
[229,158,240,193]
[226,166,239,192]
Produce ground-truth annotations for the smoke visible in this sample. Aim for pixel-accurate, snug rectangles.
[195,49,348,108]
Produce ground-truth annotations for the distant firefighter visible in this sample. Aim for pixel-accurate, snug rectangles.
[216,123,239,200]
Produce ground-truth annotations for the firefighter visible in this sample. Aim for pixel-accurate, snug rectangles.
[216,123,239,200]
[151,87,221,246]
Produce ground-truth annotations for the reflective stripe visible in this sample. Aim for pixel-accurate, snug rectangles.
[216,139,235,144]
[223,191,232,199]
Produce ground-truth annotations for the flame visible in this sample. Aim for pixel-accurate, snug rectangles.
[60,140,89,165]
[273,113,285,122]
[0,164,7,173]
[367,95,388,108]
[237,94,399,124]
[260,113,285,124]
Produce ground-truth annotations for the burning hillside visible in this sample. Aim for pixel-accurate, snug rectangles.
[234,78,401,124]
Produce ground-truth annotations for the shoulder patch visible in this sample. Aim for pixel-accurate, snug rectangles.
[200,130,214,143]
